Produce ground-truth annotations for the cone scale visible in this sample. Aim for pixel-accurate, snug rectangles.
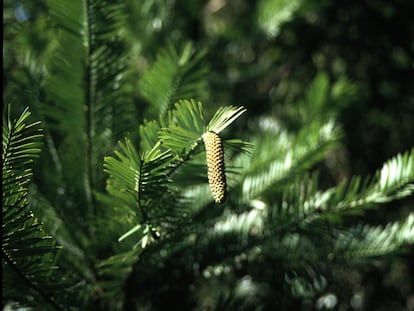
[202,131,227,204]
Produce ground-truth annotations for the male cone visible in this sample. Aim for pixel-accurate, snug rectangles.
[202,131,227,204]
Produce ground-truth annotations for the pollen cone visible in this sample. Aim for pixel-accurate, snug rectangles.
[202,131,227,204]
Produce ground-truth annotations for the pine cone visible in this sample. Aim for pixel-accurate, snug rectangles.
[202,131,227,203]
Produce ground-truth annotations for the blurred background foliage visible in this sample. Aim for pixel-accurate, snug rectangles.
[3,0,414,310]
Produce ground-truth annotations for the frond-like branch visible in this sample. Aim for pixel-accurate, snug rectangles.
[241,120,341,202]
[45,0,133,217]
[334,213,414,259]
[159,101,248,186]
[100,100,249,307]
[104,139,174,233]
[139,43,209,118]
[159,99,206,154]
[2,107,74,310]
[266,148,414,231]
[308,148,414,215]
[96,248,143,310]
[207,106,247,134]
[195,208,265,268]
[256,0,303,37]
[106,100,248,226]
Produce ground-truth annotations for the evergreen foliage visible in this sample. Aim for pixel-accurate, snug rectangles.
[2,107,75,310]
[3,0,414,310]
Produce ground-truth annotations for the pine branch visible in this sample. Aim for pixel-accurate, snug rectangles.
[188,147,414,283]
[240,120,341,203]
[104,100,249,229]
[207,106,247,134]
[260,149,414,238]
[104,139,174,235]
[95,248,143,310]
[159,100,248,179]
[257,0,303,37]
[2,250,64,311]
[139,43,209,119]
[45,0,133,218]
[195,208,265,268]
[159,100,205,154]
[2,107,75,310]
[84,0,134,189]
[334,213,414,260]
[99,101,249,307]
[35,4,136,307]
[307,148,414,216]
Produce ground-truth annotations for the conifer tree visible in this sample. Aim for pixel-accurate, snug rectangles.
[3,0,414,310]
